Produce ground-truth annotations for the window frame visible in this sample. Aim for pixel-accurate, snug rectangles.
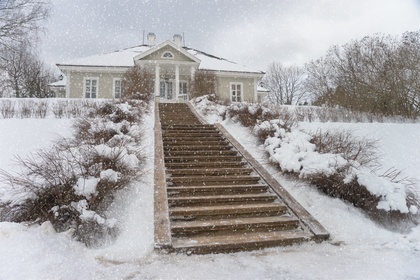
[179,80,188,95]
[84,77,99,99]
[230,82,243,102]
[161,51,174,59]
[113,78,122,99]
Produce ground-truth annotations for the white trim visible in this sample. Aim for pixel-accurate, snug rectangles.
[57,65,129,73]
[230,82,243,102]
[83,77,99,99]
[210,70,264,78]
[155,65,160,97]
[175,65,179,100]
[190,66,196,80]
[65,72,70,98]
[254,77,258,102]
[113,78,122,99]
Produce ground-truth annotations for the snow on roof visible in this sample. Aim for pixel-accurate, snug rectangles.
[257,86,269,92]
[49,76,66,87]
[57,43,263,74]
[59,45,151,67]
[186,48,264,74]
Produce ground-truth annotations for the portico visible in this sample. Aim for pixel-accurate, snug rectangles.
[149,62,197,102]
[134,36,200,103]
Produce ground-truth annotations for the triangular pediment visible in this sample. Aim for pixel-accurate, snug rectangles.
[134,40,200,64]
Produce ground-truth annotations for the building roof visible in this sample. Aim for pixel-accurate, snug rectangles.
[59,46,150,68]
[57,42,264,74]
[49,76,66,87]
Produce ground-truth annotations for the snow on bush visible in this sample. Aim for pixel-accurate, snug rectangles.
[262,121,417,215]
[193,94,227,123]
[0,100,147,246]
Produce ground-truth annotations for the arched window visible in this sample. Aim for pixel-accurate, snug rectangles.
[162,51,174,58]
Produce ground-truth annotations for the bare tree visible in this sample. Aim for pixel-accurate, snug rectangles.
[1,39,54,98]
[189,70,217,99]
[306,32,420,118]
[1,40,28,97]
[122,65,154,100]
[263,62,307,105]
[23,54,55,98]
[0,0,50,49]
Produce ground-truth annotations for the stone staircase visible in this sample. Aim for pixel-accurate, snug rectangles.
[154,103,329,254]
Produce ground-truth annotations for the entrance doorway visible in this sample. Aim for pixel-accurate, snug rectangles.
[160,81,173,101]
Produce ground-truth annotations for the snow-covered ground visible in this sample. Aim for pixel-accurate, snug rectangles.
[0,103,419,280]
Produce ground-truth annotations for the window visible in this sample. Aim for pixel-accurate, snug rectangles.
[84,78,98,98]
[160,81,173,99]
[179,81,188,95]
[179,81,188,101]
[114,79,122,99]
[162,51,174,58]
[230,82,242,102]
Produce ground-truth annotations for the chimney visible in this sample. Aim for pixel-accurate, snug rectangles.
[173,34,182,46]
[147,32,156,46]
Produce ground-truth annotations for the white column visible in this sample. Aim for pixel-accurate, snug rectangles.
[155,65,160,98]
[254,77,258,103]
[65,71,70,98]
[175,65,180,101]
[190,66,196,80]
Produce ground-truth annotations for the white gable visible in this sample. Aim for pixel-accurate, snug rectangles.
[134,40,200,63]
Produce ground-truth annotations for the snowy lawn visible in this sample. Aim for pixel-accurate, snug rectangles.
[0,105,419,279]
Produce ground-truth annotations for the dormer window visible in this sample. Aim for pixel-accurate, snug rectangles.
[162,51,174,59]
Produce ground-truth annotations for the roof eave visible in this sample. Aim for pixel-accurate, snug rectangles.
[201,69,265,77]
[56,64,131,72]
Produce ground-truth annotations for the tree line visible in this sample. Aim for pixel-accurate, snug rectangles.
[263,31,420,118]
[0,0,53,98]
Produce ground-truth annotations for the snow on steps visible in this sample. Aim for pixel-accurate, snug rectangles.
[154,103,329,254]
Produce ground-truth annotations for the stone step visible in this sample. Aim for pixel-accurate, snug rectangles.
[165,161,246,169]
[172,230,312,254]
[171,216,300,236]
[170,203,288,220]
[164,150,238,157]
[167,184,268,196]
[164,145,233,151]
[165,155,243,163]
[163,132,221,137]
[163,136,224,141]
[163,129,219,134]
[168,193,278,206]
[163,140,230,147]
[162,125,214,130]
[166,168,253,176]
[168,175,261,186]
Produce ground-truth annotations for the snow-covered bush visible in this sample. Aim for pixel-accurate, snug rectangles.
[0,100,146,246]
[0,100,15,118]
[193,94,227,123]
[263,121,419,227]
[226,102,278,127]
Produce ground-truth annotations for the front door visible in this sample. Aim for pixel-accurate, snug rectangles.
[160,81,173,102]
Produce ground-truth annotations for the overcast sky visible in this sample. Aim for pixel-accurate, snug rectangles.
[41,0,420,72]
